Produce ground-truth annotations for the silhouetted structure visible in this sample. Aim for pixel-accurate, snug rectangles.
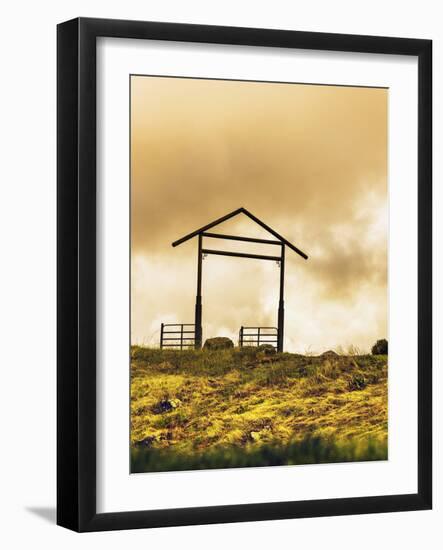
[160,323,196,350]
[239,326,278,349]
[170,207,308,352]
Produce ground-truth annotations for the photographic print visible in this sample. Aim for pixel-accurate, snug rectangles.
[130,75,388,474]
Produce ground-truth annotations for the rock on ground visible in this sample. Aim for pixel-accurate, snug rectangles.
[371,339,388,355]
[320,350,339,359]
[257,344,277,355]
[203,337,234,350]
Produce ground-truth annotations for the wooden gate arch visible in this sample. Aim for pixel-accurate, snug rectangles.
[171,207,308,353]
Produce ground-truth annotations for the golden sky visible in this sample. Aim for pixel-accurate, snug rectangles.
[131,76,387,353]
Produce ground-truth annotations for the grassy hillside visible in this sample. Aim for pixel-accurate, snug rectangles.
[130,346,388,472]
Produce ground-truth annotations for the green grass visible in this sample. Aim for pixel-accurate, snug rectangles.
[130,346,388,472]
[131,436,387,473]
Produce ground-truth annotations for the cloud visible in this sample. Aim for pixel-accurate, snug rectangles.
[130,76,387,352]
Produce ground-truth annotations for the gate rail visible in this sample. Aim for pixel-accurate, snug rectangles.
[239,326,278,349]
[160,323,196,350]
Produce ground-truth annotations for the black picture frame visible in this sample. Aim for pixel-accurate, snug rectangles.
[57,17,432,532]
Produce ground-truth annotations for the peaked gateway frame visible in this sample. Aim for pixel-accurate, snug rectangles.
[57,17,432,532]
[172,207,308,352]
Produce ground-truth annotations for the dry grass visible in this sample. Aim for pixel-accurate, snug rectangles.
[130,346,387,471]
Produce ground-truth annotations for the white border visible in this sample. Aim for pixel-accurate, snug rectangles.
[97,38,418,513]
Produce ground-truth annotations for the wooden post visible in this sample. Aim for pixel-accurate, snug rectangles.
[277,244,285,352]
[195,234,203,349]
[160,323,164,349]
[239,326,243,348]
